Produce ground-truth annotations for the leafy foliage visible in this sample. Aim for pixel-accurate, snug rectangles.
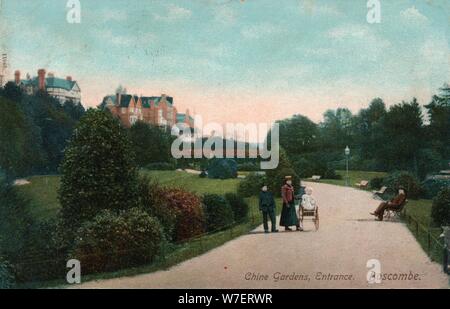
[265,148,299,197]
[129,122,173,167]
[59,109,139,236]
[422,177,450,200]
[207,158,238,179]
[431,187,450,227]
[237,172,266,198]
[382,171,423,199]
[224,193,249,223]
[0,256,14,289]
[202,194,234,231]
[70,208,164,274]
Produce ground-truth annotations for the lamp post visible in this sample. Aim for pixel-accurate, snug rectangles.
[345,146,350,186]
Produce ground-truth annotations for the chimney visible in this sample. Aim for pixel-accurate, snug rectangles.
[66,76,72,81]
[116,93,121,106]
[14,70,21,85]
[38,69,46,90]
[47,72,55,78]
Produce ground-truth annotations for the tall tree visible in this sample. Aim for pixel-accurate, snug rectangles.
[375,98,424,172]
[59,109,139,235]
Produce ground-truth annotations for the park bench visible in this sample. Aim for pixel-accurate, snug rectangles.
[372,186,387,199]
[310,175,321,181]
[384,199,408,220]
[355,180,369,189]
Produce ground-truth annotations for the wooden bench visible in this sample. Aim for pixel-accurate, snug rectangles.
[372,186,387,199]
[311,175,321,181]
[355,180,369,189]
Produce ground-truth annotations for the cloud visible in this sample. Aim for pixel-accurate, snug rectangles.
[100,8,127,22]
[241,23,284,39]
[213,6,236,25]
[328,24,369,40]
[400,6,429,24]
[154,4,192,21]
[299,1,343,17]
[92,29,133,46]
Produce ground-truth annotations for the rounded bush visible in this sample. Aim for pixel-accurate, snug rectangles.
[140,177,204,244]
[202,194,234,231]
[70,208,164,274]
[0,257,14,289]
[152,186,205,241]
[207,159,238,179]
[383,171,422,199]
[422,177,450,199]
[431,187,450,227]
[237,172,266,198]
[138,176,177,240]
[224,193,249,223]
[369,177,385,190]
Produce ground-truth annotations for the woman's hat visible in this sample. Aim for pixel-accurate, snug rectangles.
[285,176,292,180]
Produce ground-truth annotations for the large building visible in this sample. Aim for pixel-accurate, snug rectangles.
[13,69,81,104]
[104,93,194,128]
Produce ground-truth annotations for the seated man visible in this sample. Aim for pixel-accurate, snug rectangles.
[370,187,407,221]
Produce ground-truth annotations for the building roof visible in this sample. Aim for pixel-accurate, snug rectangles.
[19,76,78,91]
[46,77,77,91]
[118,94,133,107]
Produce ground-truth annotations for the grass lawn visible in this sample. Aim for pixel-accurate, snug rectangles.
[402,199,445,264]
[15,175,61,221]
[141,170,240,195]
[311,170,387,189]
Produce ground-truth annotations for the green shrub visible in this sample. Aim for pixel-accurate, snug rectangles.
[70,208,164,274]
[369,177,385,190]
[145,162,176,171]
[383,171,423,199]
[202,194,234,231]
[238,162,260,171]
[0,257,14,289]
[422,177,450,199]
[224,193,249,222]
[0,179,32,263]
[207,159,238,179]
[152,186,205,241]
[59,109,139,237]
[323,168,341,180]
[237,172,266,198]
[14,219,68,283]
[431,187,450,227]
[266,148,299,197]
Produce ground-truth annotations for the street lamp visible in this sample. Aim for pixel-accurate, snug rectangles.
[345,146,350,186]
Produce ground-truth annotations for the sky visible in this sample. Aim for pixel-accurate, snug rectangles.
[0,0,449,125]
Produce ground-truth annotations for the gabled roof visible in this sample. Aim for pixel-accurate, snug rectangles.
[118,94,134,107]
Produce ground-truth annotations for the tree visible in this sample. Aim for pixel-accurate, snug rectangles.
[59,109,139,235]
[277,115,318,156]
[374,99,424,173]
[265,147,299,196]
[129,121,172,167]
[424,86,450,158]
[1,82,23,102]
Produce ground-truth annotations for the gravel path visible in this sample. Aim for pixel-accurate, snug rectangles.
[77,182,449,289]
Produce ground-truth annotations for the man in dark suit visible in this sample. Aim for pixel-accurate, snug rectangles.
[259,185,279,233]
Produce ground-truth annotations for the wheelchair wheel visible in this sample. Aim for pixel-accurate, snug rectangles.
[314,209,319,231]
